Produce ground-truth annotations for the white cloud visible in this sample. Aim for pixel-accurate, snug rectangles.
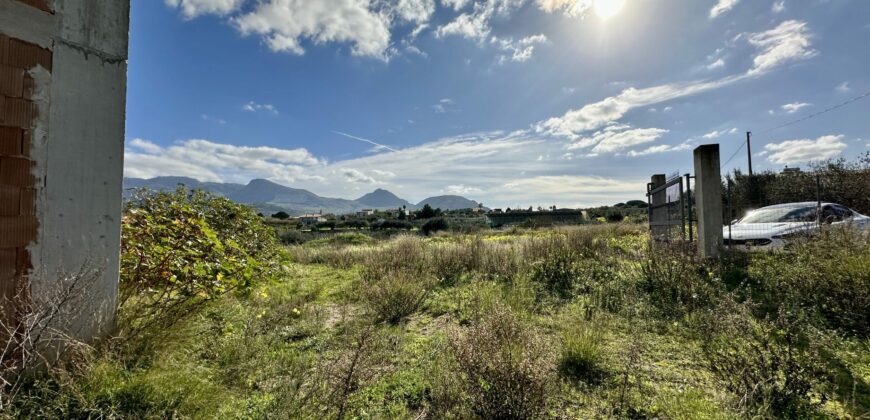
[627,141,693,157]
[536,0,591,17]
[233,0,393,59]
[124,138,322,184]
[537,76,742,138]
[492,34,548,63]
[781,101,811,113]
[444,184,482,194]
[243,101,279,114]
[441,0,471,11]
[764,135,847,164]
[772,0,785,13]
[537,20,815,139]
[393,0,436,23]
[165,0,243,18]
[128,138,164,155]
[433,98,455,113]
[343,168,377,183]
[706,58,725,71]
[435,0,526,41]
[836,81,850,93]
[710,0,740,18]
[747,20,816,75]
[702,127,738,139]
[565,125,669,154]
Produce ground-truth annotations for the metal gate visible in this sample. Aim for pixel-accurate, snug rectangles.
[647,174,695,242]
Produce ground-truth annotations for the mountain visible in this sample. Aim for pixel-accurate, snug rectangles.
[124,176,245,197]
[356,188,413,209]
[417,195,482,211]
[123,177,483,215]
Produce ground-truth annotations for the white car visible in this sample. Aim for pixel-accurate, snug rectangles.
[723,202,870,250]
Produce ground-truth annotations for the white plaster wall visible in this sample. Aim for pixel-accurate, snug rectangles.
[1,0,130,342]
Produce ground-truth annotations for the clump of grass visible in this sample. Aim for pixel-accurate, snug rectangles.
[360,270,434,324]
[449,303,555,419]
[559,316,608,382]
[640,247,718,318]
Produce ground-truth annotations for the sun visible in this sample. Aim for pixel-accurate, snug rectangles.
[594,0,626,20]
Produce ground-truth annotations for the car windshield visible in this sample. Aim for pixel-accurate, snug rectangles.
[739,206,817,223]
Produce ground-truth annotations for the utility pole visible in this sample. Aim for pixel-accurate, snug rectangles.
[746,131,753,176]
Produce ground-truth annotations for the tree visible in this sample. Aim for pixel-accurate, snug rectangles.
[419,204,437,219]
[272,211,290,220]
[422,218,449,235]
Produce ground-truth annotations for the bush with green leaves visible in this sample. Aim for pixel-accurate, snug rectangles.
[421,218,449,236]
[699,301,828,417]
[120,188,281,340]
[640,248,718,318]
[529,244,583,299]
[360,270,434,324]
[449,303,555,419]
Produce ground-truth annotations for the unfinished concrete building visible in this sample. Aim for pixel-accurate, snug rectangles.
[1,0,130,346]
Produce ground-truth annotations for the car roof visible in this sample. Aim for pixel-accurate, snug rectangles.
[756,202,836,210]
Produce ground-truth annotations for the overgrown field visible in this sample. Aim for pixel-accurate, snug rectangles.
[2,190,869,419]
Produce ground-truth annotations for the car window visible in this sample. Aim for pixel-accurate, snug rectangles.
[740,206,817,223]
[821,206,844,223]
[833,205,853,219]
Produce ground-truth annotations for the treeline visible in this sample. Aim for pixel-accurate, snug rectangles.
[723,153,870,217]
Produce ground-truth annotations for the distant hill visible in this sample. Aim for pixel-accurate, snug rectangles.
[417,195,482,211]
[123,177,482,216]
[356,188,413,209]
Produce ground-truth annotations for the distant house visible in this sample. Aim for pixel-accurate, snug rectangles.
[357,209,376,217]
[391,208,410,217]
[296,214,327,226]
[485,210,583,228]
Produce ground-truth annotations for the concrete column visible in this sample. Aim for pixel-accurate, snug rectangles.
[0,0,130,346]
[693,145,723,258]
[649,174,666,240]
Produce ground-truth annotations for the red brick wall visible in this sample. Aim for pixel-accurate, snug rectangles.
[0,32,51,341]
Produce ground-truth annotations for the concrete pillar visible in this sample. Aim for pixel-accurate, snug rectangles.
[693,145,723,258]
[0,0,130,346]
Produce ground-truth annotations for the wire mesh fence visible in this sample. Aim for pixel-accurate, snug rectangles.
[722,159,870,251]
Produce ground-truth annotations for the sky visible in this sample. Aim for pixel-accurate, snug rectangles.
[124,0,870,208]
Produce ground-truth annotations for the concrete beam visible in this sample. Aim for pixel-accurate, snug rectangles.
[693,145,723,259]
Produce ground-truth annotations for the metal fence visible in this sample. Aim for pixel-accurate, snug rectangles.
[647,174,695,243]
[722,167,870,250]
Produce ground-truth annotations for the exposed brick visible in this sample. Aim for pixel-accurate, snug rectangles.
[0,156,33,186]
[0,248,15,282]
[0,127,22,155]
[0,216,37,248]
[0,35,8,65]
[18,187,35,215]
[16,247,31,276]
[7,39,52,72]
[0,97,36,128]
[20,129,30,157]
[0,185,20,216]
[0,65,25,98]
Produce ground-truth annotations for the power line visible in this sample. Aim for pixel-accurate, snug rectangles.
[760,90,870,134]
[720,90,870,171]
[720,139,747,169]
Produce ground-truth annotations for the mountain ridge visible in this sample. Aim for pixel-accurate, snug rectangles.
[123,177,483,215]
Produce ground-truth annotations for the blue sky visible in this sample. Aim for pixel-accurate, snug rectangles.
[124,0,870,208]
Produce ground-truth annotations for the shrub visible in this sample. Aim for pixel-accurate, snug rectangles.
[120,188,280,342]
[421,218,449,236]
[360,270,434,324]
[529,243,582,299]
[749,228,870,335]
[277,229,308,245]
[449,303,555,419]
[271,211,290,220]
[699,301,828,417]
[640,249,717,318]
[558,317,607,382]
